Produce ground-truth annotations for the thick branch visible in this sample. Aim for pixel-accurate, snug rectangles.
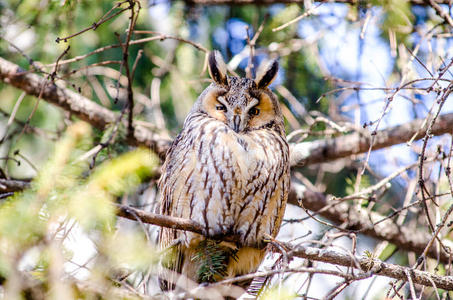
[116,204,204,234]
[116,203,453,291]
[116,204,240,243]
[291,244,453,291]
[290,112,453,166]
[288,185,452,264]
[0,57,171,157]
[0,178,31,192]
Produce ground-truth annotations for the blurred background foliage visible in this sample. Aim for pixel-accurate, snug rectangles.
[0,121,159,298]
[0,0,421,182]
[0,0,452,298]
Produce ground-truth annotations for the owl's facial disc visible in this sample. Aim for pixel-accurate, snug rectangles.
[202,85,277,134]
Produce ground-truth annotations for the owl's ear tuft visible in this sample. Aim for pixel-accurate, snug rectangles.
[255,59,278,88]
[208,51,228,85]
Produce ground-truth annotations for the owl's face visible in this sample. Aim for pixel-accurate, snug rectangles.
[193,51,283,134]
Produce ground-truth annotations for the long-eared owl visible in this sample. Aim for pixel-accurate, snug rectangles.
[158,51,290,290]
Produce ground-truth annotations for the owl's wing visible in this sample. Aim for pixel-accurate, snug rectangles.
[158,133,187,290]
[158,132,184,217]
[158,239,184,291]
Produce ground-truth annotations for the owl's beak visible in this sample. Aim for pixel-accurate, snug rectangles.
[232,115,241,133]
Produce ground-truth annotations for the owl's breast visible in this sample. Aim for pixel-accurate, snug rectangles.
[161,116,289,245]
[213,129,268,178]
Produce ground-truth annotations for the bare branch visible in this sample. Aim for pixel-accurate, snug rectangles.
[115,204,240,244]
[115,204,204,236]
[425,0,453,27]
[0,56,171,157]
[116,205,453,291]
[290,244,453,291]
[0,178,31,193]
[55,1,129,43]
[290,112,453,166]
[272,3,322,32]
[288,184,452,264]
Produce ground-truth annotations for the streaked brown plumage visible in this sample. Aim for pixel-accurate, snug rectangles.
[158,51,290,290]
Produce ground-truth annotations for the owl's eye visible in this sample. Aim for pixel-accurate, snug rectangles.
[216,104,227,111]
[249,107,260,116]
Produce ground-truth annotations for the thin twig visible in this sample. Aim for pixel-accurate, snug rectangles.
[55,1,129,43]
[272,3,323,32]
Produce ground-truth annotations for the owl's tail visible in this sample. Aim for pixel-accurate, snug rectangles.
[159,237,266,298]
[160,239,237,287]
[190,239,238,283]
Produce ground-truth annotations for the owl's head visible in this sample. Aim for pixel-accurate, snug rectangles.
[193,51,283,134]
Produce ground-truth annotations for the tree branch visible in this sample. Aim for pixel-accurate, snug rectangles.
[290,112,453,166]
[1,173,451,285]
[2,177,449,264]
[425,0,453,27]
[0,57,171,157]
[0,178,31,192]
[116,203,453,291]
[116,204,204,235]
[288,184,452,264]
[115,204,240,243]
[290,244,453,291]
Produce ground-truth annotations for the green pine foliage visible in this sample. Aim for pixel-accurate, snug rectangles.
[191,240,238,283]
[0,122,159,298]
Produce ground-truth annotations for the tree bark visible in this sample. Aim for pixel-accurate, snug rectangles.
[0,179,31,192]
[290,244,453,291]
[290,112,453,166]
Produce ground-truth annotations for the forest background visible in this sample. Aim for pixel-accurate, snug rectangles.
[0,0,453,299]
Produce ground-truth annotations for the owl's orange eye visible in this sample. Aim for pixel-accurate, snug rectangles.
[249,107,260,116]
[216,104,227,111]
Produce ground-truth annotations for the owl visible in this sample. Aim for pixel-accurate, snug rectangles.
[158,51,290,292]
